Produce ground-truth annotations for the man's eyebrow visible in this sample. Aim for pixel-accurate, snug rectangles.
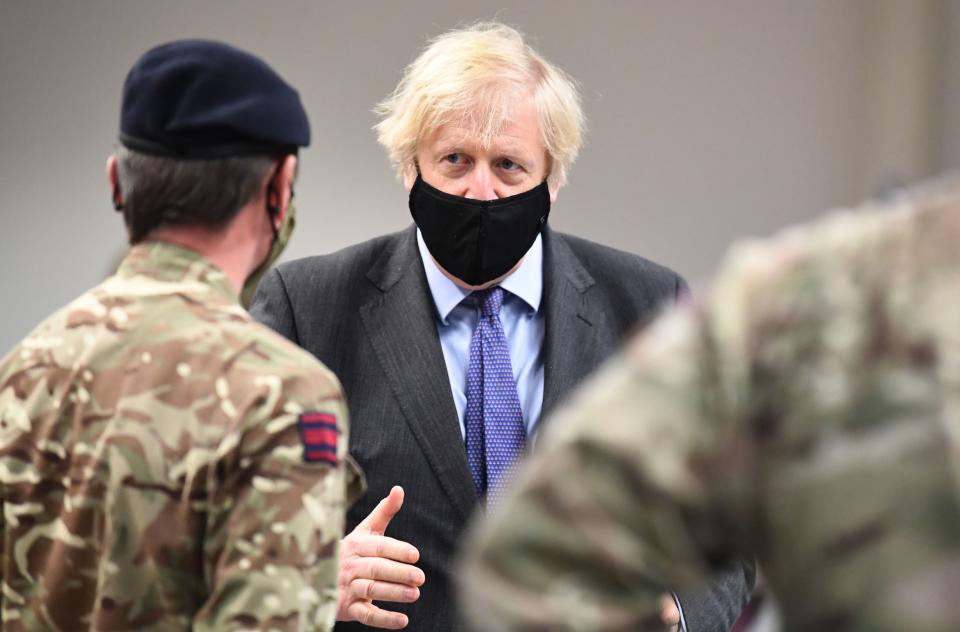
[492,144,537,166]
[434,143,465,156]
[429,139,538,167]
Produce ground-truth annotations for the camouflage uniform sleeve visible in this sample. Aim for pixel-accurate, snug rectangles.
[461,300,751,632]
[193,367,358,632]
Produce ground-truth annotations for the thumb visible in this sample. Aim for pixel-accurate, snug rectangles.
[357,485,404,535]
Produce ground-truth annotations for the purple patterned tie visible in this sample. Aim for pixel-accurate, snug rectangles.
[464,287,526,506]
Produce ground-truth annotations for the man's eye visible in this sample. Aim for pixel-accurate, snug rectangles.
[499,159,520,171]
[443,153,463,164]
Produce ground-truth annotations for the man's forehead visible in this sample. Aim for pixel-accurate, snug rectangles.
[423,114,543,156]
[428,126,522,148]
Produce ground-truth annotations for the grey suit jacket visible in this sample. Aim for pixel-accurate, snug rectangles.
[251,225,751,631]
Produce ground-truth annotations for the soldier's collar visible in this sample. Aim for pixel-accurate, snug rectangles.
[117,241,238,303]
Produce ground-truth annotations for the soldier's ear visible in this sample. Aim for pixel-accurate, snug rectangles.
[106,155,123,211]
[267,155,297,226]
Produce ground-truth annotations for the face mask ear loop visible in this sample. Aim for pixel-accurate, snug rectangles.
[112,185,124,211]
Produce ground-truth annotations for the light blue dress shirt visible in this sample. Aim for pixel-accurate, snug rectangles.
[416,229,545,441]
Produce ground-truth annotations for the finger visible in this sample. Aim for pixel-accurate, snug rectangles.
[345,556,425,586]
[347,601,409,630]
[356,486,404,535]
[350,578,421,604]
[349,533,420,564]
[658,593,680,626]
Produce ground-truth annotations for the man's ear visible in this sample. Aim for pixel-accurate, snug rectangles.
[106,155,123,210]
[402,163,418,192]
[544,154,560,204]
[269,154,298,226]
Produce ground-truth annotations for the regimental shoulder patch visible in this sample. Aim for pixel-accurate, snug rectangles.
[297,412,339,465]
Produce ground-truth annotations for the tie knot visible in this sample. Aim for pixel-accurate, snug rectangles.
[475,287,505,318]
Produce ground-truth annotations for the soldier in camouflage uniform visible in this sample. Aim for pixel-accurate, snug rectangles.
[461,176,960,631]
[0,40,360,630]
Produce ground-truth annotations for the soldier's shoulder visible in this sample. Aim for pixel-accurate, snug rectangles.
[0,283,107,377]
[696,181,960,381]
[229,315,342,394]
[711,193,927,309]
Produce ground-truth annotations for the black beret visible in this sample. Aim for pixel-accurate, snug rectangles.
[119,39,310,158]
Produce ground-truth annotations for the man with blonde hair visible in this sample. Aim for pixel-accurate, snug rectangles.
[252,22,750,631]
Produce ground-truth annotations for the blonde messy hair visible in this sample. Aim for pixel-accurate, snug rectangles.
[375,22,584,188]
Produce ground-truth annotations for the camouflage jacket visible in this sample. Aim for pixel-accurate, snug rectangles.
[462,178,960,631]
[0,242,361,631]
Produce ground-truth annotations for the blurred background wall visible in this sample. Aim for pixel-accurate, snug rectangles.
[1,0,957,354]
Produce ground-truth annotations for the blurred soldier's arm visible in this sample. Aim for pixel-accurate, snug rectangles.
[461,302,751,631]
[194,372,361,632]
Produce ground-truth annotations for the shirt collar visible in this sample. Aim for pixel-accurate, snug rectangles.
[416,229,543,324]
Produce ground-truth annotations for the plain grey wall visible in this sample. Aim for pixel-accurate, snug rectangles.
[943,0,960,169]
[1,0,953,354]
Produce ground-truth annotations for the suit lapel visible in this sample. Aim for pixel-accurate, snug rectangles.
[540,229,610,424]
[359,227,477,520]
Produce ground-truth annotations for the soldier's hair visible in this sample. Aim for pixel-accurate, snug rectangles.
[115,146,277,244]
[374,21,584,189]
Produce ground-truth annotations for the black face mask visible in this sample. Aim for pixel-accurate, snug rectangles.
[409,175,550,286]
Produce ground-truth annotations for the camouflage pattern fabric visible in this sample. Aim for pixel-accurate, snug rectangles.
[462,177,960,632]
[0,241,362,631]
